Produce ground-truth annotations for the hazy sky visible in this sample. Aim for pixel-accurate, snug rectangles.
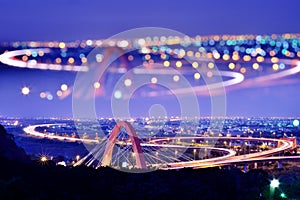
[0,0,300,118]
[0,0,299,41]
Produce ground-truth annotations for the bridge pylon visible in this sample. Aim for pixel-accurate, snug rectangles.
[101,121,147,169]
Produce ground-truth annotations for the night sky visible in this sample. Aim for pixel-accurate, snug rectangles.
[0,0,299,41]
[0,0,300,118]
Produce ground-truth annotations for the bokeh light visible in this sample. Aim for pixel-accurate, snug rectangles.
[173,75,180,82]
[208,62,214,69]
[192,62,198,68]
[194,72,201,80]
[93,82,101,89]
[175,61,182,68]
[114,90,122,99]
[40,156,48,162]
[40,92,46,99]
[59,42,66,49]
[252,63,259,70]
[124,78,132,87]
[57,90,63,97]
[163,60,170,67]
[61,84,68,91]
[21,86,30,95]
[151,77,158,84]
[293,119,299,127]
[272,64,279,71]
[240,67,247,74]
[46,94,53,101]
[228,63,235,70]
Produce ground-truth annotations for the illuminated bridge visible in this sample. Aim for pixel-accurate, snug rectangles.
[23,121,298,171]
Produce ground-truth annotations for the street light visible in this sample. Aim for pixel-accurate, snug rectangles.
[270,178,280,188]
[193,149,196,160]
[280,192,287,199]
[269,179,287,199]
[40,156,47,162]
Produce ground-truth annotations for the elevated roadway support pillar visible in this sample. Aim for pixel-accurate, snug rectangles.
[254,162,257,169]
[243,164,248,173]
[277,160,282,169]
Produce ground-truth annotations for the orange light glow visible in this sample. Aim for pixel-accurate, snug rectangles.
[240,67,246,74]
[243,55,251,62]
[271,57,279,63]
[222,54,230,61]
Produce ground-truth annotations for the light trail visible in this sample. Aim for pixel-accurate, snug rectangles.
[132,68,245,96]
[193,156,300,169]
[1,47,299,99]
[153,137,295,170]
[0,48,88,72]
[23,124,100,144]
[240,60,300,87]
[174,70,244,95]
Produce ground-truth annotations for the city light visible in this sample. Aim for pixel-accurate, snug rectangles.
[57,161,66,167]
[293,119,299,127]
[59,42,66,49]
[40,156,48,162]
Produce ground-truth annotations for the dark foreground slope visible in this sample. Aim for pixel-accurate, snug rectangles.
[0,158,269,200]
[0,124,29,162]
[0,124,270,200]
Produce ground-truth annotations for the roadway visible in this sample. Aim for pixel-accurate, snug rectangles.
[23,124,298,170]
